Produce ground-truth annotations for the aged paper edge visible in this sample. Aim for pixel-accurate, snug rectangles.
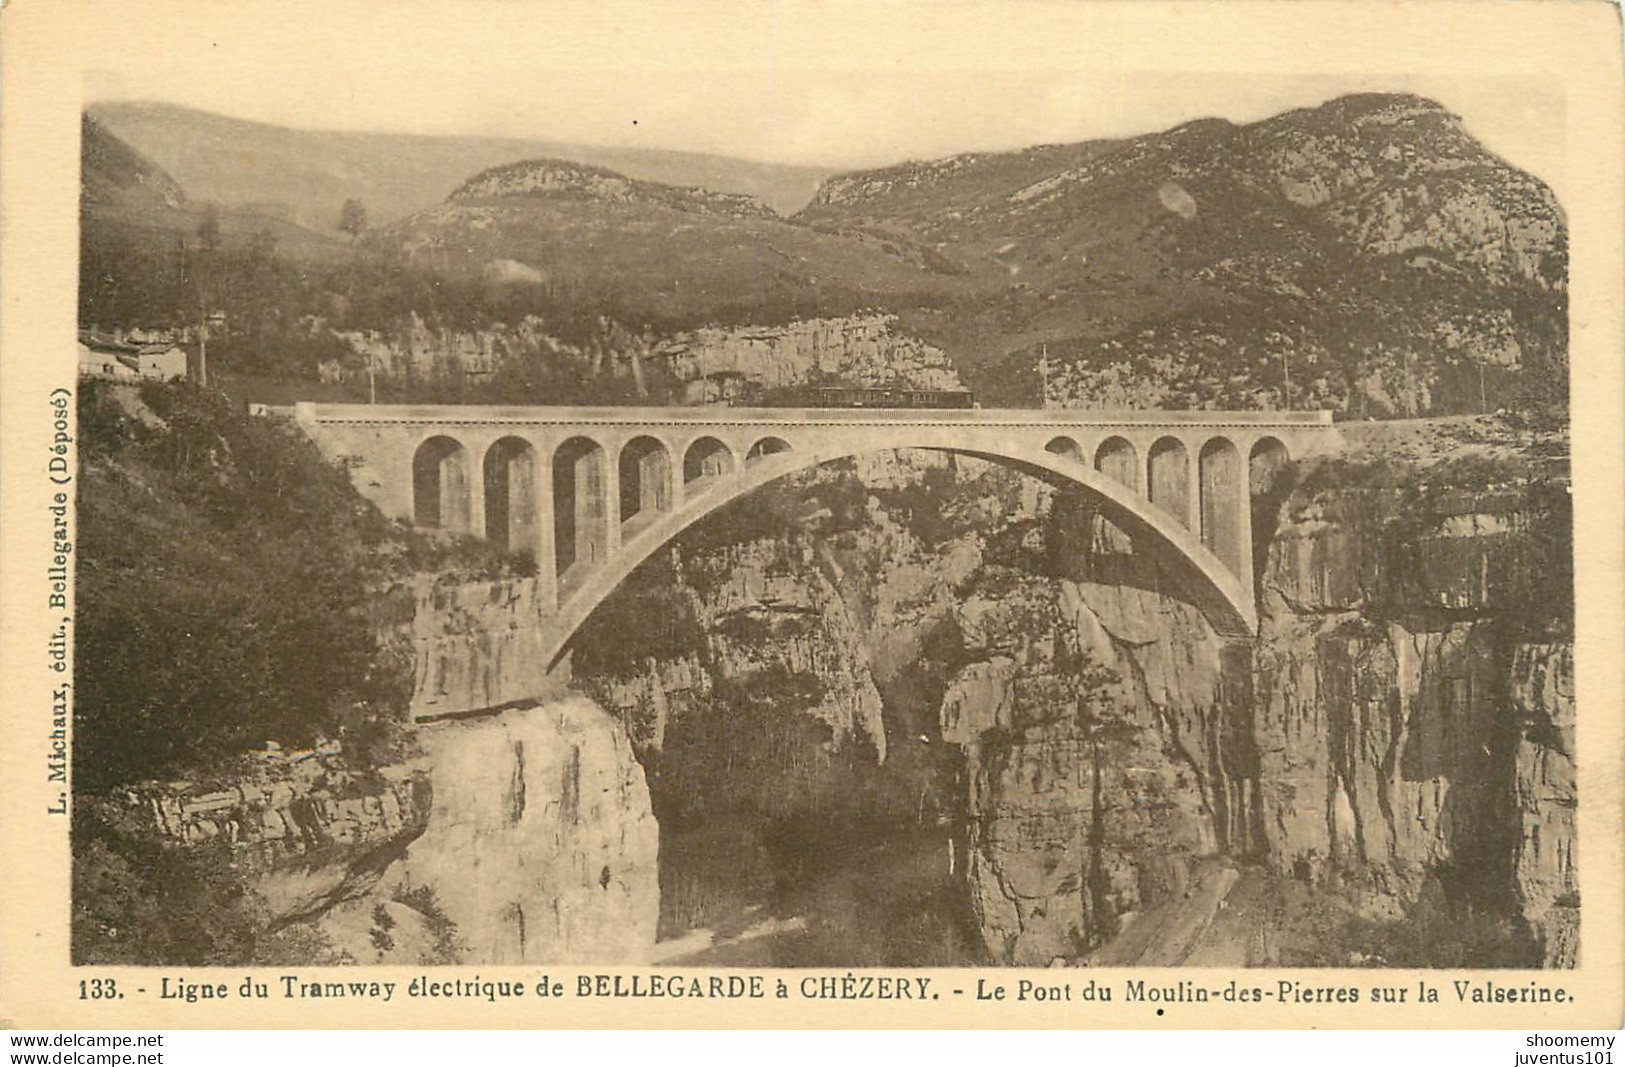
[0,0,1620,1030]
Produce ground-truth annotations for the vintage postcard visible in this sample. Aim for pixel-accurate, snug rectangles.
[0,0,1620,1030]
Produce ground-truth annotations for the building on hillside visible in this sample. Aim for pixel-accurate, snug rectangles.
[77,332,189,381]
[78,335,139,379]
[135,343,188,380]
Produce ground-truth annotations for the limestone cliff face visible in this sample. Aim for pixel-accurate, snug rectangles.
[937,508,1246,964]
[327,311,958,401]
[590,534,888,775]
[330,312,629,386]
[117,752,431,927]
[1253,459,1575,965]
[1508,643,1577,967]
[653,314,961,393]
[99,693,659,966]
[399,698,660,963]
[401,573,570,720]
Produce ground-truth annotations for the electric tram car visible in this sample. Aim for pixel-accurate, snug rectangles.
[766,386,977,409]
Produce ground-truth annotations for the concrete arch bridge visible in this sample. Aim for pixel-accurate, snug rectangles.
[293,403,1339,714]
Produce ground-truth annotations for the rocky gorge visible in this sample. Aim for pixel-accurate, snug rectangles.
[82,412,1572,969]
[72,90,1577,972]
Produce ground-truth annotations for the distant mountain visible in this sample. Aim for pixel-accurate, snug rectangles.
[802,93,1561,290]
[81,114,187,213]
[87,101,836,228]
[380,158,967,326]
[798,93,1567,413]
[449,159,778,219]
[83,93,1568,417]
[80,112,348,263]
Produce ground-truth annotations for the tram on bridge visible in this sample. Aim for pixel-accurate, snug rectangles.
[761,386,976,409]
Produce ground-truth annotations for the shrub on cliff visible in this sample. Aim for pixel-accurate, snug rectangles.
[75,379,419,790]
[71,803,258,965]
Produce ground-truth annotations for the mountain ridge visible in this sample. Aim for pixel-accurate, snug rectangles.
[82,92,1568,418]
[88,100,837,224]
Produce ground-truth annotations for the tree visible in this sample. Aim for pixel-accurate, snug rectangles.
[338,198,368,242]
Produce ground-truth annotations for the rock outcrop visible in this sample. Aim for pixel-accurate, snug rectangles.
[95,692,661,966]
[589,534,889,774]
[398,697,660,963]
[402,573,572,720]
[939,537,1245,964]
[653,314,961,394]
[329,312,959,403]
[1253,446,1575,966]
[116,751,431,928]
[450,159,775,220]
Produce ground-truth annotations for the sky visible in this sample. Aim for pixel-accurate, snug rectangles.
[77,0,1570,199]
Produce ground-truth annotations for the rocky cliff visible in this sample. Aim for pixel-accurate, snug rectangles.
[396,698,660,964]
[398,572,573,720]
[570,415,1573,968]
[112,750,430,924]
[1252,422,1574,965]
[941,569,1241,964]
[328,312,958,401]
[79,694,658,966]
[653,314,961,393]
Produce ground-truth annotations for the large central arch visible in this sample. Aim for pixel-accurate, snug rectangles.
[542,436,1257,670]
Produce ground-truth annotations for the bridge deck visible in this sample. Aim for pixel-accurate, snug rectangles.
[295,402,1336,429]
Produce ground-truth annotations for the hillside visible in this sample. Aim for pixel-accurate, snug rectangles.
[81,114,187,213]
[378,158,969,327]
[84,93,1568,418]
[89,101,835,225]
[81,114,348,272]
[800,93,1567,413]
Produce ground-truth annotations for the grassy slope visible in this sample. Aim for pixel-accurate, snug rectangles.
[90,100,835,223]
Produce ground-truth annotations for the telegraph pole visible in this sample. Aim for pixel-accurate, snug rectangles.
[197,292,208,387]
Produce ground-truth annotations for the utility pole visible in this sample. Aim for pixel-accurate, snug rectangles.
[197,290,208,387]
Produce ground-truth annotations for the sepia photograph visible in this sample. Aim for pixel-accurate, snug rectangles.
[2,0,1620,1035]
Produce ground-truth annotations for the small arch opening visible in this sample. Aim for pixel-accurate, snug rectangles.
[746,436,792,463]
[1249,437,1293,589]
[554,435,609,581]
[483,436,538,557]
[1094,436,1139,491]
[1045,435,1084,465]
[1147,436,1191,528]
[619,436,673,527]
[413,435,472,533]
[1199,436,1242,571]
[683,436,736,487]
[1249,437,1291,497]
